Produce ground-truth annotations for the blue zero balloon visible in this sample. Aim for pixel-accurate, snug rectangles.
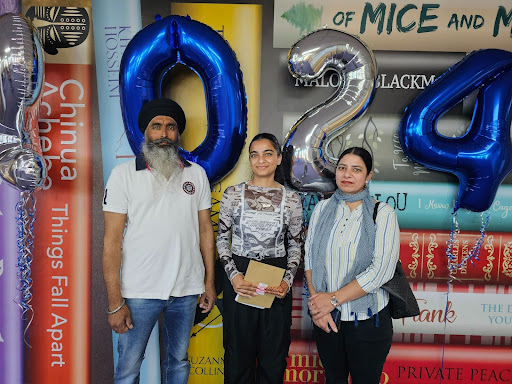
[119,15,247,184]
[399,49,512,212]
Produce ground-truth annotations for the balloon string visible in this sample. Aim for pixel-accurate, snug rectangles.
[439,281,452,384]
[15,191,37,347]
[443,207,489,382]
[446,208,459,281]
[446,209,490,280]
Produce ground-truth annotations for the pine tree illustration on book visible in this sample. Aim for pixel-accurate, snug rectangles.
[281,3,323,35]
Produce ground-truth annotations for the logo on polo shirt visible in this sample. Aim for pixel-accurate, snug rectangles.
[182,181,196,195]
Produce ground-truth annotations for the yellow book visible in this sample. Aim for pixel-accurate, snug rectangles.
[168,4,262,382]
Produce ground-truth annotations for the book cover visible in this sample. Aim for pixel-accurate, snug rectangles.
[284,339,512,384]
[384,342,512,383]
[24,4,93,383]
[393,332,512,346]
[370,181,512,232]
[91,2,162,384]
[28,63,92,384]
[299,181,512,231]
[165,4,263,383]
[393,283,512,337]
[0,184,25,384]
[292,276,512,343]
[282,114,512,186]
[400,229,512,285]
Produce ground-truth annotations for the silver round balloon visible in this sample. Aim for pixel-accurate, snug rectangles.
[283,28,377,192]
[0,0,20,15]
[0,13,45,191]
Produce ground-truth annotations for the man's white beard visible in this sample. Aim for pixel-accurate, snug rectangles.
[142,138,182,180]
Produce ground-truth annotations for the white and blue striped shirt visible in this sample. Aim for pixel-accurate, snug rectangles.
[304,200,400,321]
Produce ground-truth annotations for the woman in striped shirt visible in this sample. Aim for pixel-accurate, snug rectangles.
[304,147,400,384]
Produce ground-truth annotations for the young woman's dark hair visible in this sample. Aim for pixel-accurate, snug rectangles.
[249,133,285,185]
[337,147,373,175]
[249,133,282,155]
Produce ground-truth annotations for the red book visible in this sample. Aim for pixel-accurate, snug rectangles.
[410,282,512,294]
[28,64,92,383]
[393,332,512,347]
[384,343,512,383]
[285,339,512,384]
[400,230,512,285]
[24,5,94,382]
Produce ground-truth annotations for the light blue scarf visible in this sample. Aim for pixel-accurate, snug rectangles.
[310,188,378,321]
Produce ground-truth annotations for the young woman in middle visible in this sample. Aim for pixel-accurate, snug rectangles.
[217,133,304,384]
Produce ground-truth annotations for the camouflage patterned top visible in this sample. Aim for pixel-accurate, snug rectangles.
[217,182,303,289]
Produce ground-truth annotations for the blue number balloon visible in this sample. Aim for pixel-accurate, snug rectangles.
[119,15,247,184]
[399,49,512,212]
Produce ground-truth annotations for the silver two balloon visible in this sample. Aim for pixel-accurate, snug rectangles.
[283,28,377,192]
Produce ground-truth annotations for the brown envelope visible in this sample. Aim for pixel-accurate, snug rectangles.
[235,260,285,309]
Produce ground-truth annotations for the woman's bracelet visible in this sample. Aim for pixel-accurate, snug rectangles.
[107,299,126,315]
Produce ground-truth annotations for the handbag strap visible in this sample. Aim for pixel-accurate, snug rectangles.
[373,201,380,224]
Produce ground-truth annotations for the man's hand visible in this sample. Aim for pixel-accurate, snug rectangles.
[108,304,133,334]
[103,212,130,334]
[265,279,289,299]
[199,282,217,313]
[231,274,258,297]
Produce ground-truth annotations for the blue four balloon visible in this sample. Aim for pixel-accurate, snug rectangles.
[399,49,512,212]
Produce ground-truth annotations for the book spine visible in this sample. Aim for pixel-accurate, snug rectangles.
[393,332,512,346]
[285,339,512,384]
[300,182,512,231]
[291,277,512,344]
[369,181,512,231]
[315,114,512,185]
[291,269,307,339]
[92,0,140,178]
[400,229,512,285]
[410,282,511,294]
[166,4,263,384]
[29,63,92,383]
[281,51,466,117]
[384,343,512,383]
[0,184,24,384]
[393,283,512,339]
[91,2,163,383]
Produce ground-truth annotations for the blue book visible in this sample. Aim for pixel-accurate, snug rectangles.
[299,181,512,232]
[370,181,511,231]
[92,2,161,384]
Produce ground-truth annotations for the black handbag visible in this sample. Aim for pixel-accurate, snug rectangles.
[372,202,419,319]
[381,260,420,319]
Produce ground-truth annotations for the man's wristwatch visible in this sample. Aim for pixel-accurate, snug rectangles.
[330,294,338,308]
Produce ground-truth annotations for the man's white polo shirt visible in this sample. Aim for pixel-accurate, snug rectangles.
[103,154,211,300]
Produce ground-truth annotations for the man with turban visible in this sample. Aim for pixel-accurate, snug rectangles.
[102,98,216,384]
